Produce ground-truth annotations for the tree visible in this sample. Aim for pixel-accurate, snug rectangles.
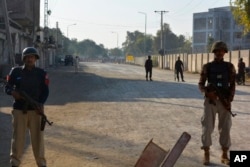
[123,31,144,56]
[207,37,215,52]
[50,21,192,59]
[77,39,107,58]
[153,23,186,54]
[67,38,77,54]
[145,35,153,54]
[182,37,192,54]
[231,0,250,34]
[109,48,123,57]
[123,30,154,56]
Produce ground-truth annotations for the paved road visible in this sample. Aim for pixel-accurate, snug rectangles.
[0,62,250,167]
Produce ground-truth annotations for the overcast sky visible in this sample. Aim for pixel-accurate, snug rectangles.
[40,0,231,49]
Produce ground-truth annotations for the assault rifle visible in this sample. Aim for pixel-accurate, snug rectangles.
[206,84,237,117]
[18,90,53,131]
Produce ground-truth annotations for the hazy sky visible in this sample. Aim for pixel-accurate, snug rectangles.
[40,0,231,49]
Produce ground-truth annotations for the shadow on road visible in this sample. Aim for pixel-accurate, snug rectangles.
[45,68,250,106]
[45,70,202,104]
[0,112,11,165]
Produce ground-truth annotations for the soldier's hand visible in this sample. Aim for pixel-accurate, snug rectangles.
[205,91,217,100]
[35,104,44,115]
[224,99,231,111]
[11,91,22,100]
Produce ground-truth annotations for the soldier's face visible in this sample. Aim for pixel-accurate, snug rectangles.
[214,49,225,60]
[24,55,37,67]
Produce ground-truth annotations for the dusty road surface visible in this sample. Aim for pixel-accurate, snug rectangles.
[1,62,250,167]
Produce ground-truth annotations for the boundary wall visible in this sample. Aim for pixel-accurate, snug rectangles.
[131,50,250,73]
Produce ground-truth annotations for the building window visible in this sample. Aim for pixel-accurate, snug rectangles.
[208,33,212,38]
[221,18,230,29]
[208,18,213,29]
[194,18,207,30]
[194,32,206,43]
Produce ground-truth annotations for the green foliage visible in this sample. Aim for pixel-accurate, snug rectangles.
[182,38,192,54]
[123,31,142,55]
[122,31,153,56]
[152,56,158,67]
[207,37,215,52]
[47,21,192,59]
[231,0,250,34]
[64,38,109,58]
[153,23,189,54]
[109,48,123,57]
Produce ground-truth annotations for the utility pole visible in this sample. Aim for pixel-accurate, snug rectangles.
[2,0,15,66]
[44,0,49,40]
[155,10,168,69]
[43,0,51,68]
[111,31,119,48]
[43,0,49,68]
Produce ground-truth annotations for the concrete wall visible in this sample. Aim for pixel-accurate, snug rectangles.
[132,50,250,74]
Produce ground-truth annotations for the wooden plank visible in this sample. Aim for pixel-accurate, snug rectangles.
[160,132,191,167]
[134,139,169,167]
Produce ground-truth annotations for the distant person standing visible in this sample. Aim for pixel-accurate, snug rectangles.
[144,55,153,81]
[238,58,246,85]
[175,56,185,82]
[74,56,79,73]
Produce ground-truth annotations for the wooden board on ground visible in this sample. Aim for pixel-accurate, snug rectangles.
[134,139,169,167]
[134,132,191,167]
[160,132,191,167]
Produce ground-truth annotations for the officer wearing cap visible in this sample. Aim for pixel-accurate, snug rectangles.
[198,41,236,166]
[5,47,49,167]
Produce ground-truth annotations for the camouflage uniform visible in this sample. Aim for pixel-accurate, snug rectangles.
[198,41,236,165]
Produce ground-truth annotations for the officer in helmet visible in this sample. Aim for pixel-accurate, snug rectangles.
[5,47,49,167]
[198,41,236,165]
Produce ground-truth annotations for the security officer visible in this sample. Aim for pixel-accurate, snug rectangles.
[5,47,49,167]
[198,41,236,166]
[174,56,185,82]
[74,56,79,73]
[144,55,153,81]
[238,57,246,85]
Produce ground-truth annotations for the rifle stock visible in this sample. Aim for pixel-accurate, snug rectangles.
[18,90,53,130]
